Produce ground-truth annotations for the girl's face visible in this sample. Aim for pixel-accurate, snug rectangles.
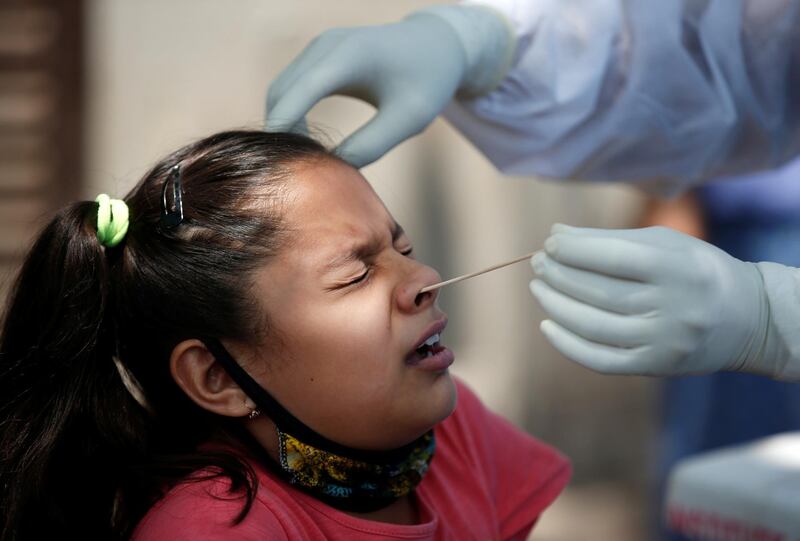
[245,159,456,450]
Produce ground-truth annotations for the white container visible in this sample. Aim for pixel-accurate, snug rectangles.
[665,432,800,540]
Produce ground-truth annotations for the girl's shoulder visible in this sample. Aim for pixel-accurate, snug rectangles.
[423,376,570,537]
[436,376,554,453]
[438,375,570,481]
[131,473,289,541]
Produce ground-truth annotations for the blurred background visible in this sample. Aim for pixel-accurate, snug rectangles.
[0,1,656,538]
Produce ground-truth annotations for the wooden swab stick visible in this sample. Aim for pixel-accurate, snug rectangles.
[419,250,540,294]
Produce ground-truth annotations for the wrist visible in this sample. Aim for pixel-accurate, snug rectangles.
[750,262,800,381]
[725,261,771,375]
[412,4,517,97]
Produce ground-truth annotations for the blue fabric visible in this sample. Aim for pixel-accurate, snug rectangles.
[660,166,800,541]
[698,157,800,224]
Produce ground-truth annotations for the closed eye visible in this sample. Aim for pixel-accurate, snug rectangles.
[346,267,371,286]
[335,245,412,290]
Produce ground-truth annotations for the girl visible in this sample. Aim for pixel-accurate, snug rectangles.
[0,130,569,540]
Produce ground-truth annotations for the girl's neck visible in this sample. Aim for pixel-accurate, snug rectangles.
[245,417,423,525]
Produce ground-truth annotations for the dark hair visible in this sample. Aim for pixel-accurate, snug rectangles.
[0,130,336,540]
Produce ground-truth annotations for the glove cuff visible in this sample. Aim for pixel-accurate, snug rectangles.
[725,261,772,375]
[412,4,517,97]
[747,262,800,381]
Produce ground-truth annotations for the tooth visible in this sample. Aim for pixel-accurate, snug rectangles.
[424,333,440,347]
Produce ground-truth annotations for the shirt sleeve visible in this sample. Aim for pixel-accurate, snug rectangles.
[445,0,800,195]
[131,477,288,541]
[451,379,572,540]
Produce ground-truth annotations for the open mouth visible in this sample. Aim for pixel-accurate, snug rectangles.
[410,333,443,361]
[405,317,450,367]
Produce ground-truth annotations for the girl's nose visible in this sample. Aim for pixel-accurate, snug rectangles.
[396,263,442,313]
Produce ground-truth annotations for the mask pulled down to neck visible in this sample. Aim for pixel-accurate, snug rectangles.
[203,338,436,513]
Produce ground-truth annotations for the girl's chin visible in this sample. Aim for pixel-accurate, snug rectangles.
[437,372,458,413]
[417,372,458,429]
[375,376,458,450]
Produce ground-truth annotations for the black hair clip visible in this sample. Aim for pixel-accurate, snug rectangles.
[160,165,184,229]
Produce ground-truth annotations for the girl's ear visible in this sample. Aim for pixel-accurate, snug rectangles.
[169,339,252,417]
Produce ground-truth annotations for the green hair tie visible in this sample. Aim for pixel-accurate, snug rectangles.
[95,193,129,248]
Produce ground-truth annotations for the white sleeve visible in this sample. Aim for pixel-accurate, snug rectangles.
[445,0,800,195]
[753,262,800,382]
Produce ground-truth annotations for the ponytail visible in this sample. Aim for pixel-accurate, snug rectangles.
[0,202,146,539]
[0,130,336,539]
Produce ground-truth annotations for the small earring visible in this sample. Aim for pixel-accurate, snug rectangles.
[248,408,261,420]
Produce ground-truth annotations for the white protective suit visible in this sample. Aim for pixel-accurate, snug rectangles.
[445,0,800,196]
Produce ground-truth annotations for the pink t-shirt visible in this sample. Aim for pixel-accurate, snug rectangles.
[132,378,570,540]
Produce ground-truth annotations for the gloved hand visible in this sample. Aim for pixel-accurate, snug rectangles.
[266,4,515,168]
[529,224,774,377]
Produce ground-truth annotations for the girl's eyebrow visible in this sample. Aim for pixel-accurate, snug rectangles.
[321,221,405,274]
[391,222,405,243]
